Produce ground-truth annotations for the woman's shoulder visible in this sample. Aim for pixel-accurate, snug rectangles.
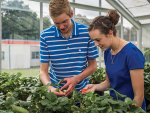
[124,43,145,61]
[124,42,142,54]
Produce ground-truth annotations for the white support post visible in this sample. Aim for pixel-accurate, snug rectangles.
[121,15,123,39]
[0,0,2,73]
[98,0,102,68]
[40,2,43,33]
[137,27,142,51]
[73,0,75,20]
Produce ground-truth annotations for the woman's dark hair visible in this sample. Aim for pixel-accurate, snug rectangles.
[88,10,120,36]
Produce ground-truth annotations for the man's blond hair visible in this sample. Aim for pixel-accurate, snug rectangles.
[49,0,71,17]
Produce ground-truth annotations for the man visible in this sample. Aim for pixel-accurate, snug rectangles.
[40,0,98,96]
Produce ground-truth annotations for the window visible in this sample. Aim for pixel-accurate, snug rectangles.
[32,52,40,59]
[2,51,5,60]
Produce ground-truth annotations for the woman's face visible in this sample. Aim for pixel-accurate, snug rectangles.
[89,29,112,51]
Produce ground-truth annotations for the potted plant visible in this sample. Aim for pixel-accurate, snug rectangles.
[89,67,106,96]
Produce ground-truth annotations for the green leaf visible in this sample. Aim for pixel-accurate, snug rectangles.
[87,91,94,97]
[58,97,68,105]
[41,99,49,105]
[57,79,64,85]
[64,104,71,111]
[113,108,124,113]
[26,95,32,102]
[46,92,58,105]
[91,108,99,113]
[101,99,109,106]
[46,82,57,88]
[124,97,137,105]
[6,97,16,105]
[19,100,30,106]
[11,105,29,113]
[130,105,146,113]
[17,72,22,77]
[107,99,119,104]
[52,105,61,111]
[84,100,92,106]
[102,106,112,113]
[97,107,106,111]
[147,103,150,110]
[46,92,57,101]
[56,88,59,92]
[107,88,127,99]
[91,95,96,102]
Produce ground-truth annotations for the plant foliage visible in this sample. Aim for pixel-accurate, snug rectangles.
[0,72,146,113]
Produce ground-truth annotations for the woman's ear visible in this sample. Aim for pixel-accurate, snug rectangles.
[109,30,113,36]
[107,30,113,38]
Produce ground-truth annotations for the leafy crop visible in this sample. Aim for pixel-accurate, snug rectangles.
[0,72,146,113]
[144,63,150,111]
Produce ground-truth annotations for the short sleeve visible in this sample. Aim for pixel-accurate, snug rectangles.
[87,39,99,59]
[127,48,145,70]
[40,33,50,63]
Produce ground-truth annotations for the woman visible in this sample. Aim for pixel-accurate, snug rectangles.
[84,10,146,110]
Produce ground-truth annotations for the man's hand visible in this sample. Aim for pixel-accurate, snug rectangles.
[60,77,78,96]
[48,86,65,96]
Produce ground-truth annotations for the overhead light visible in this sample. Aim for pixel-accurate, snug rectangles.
[148,0,150,3]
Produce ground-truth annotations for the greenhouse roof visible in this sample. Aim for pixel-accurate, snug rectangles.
[118,0,150,24]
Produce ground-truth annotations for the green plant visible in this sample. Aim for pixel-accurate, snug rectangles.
[0,72,146,113]
[144,62,150,111]
[89,67,106,84]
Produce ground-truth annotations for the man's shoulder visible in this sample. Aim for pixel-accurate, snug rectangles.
[41,25,56,36]
[75,21,88,29]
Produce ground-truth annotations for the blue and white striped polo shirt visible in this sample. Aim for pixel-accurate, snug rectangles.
[40,19,99,91]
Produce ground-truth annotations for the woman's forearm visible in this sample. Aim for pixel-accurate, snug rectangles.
[95,80,111,91]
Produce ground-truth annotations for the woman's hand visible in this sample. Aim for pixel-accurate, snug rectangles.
[81,84,96,94]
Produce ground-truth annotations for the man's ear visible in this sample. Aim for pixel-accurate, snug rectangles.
[70,10,73,18]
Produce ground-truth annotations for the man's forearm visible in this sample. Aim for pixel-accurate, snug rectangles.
[74,62,97,83]
[40,71,50,85]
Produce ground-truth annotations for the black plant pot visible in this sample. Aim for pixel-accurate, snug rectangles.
[94,90,104,96]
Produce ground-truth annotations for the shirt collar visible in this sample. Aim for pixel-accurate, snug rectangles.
[55,18,79,38]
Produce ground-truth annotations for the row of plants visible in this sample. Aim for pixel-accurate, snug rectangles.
[0,71,146,113]
[144,63,150,112]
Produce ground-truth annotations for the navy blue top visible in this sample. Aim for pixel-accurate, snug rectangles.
[104,42,146,110]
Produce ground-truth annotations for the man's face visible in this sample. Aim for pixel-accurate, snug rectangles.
[52,12,73,34]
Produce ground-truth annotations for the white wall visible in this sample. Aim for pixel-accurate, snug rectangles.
[142,24,150,48]
[2,44,10,69]
[30,45,40,67]
[10,44,30,69]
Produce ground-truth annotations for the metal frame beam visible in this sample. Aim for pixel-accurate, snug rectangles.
[106,0,141,29]
[134,15,150,21]
[30,0,112,13]
[1,6,32,12]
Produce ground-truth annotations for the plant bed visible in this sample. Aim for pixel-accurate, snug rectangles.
[0,72,146,113]
[144,63,150,112]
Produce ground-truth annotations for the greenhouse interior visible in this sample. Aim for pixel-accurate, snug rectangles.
[0,0,150,112]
